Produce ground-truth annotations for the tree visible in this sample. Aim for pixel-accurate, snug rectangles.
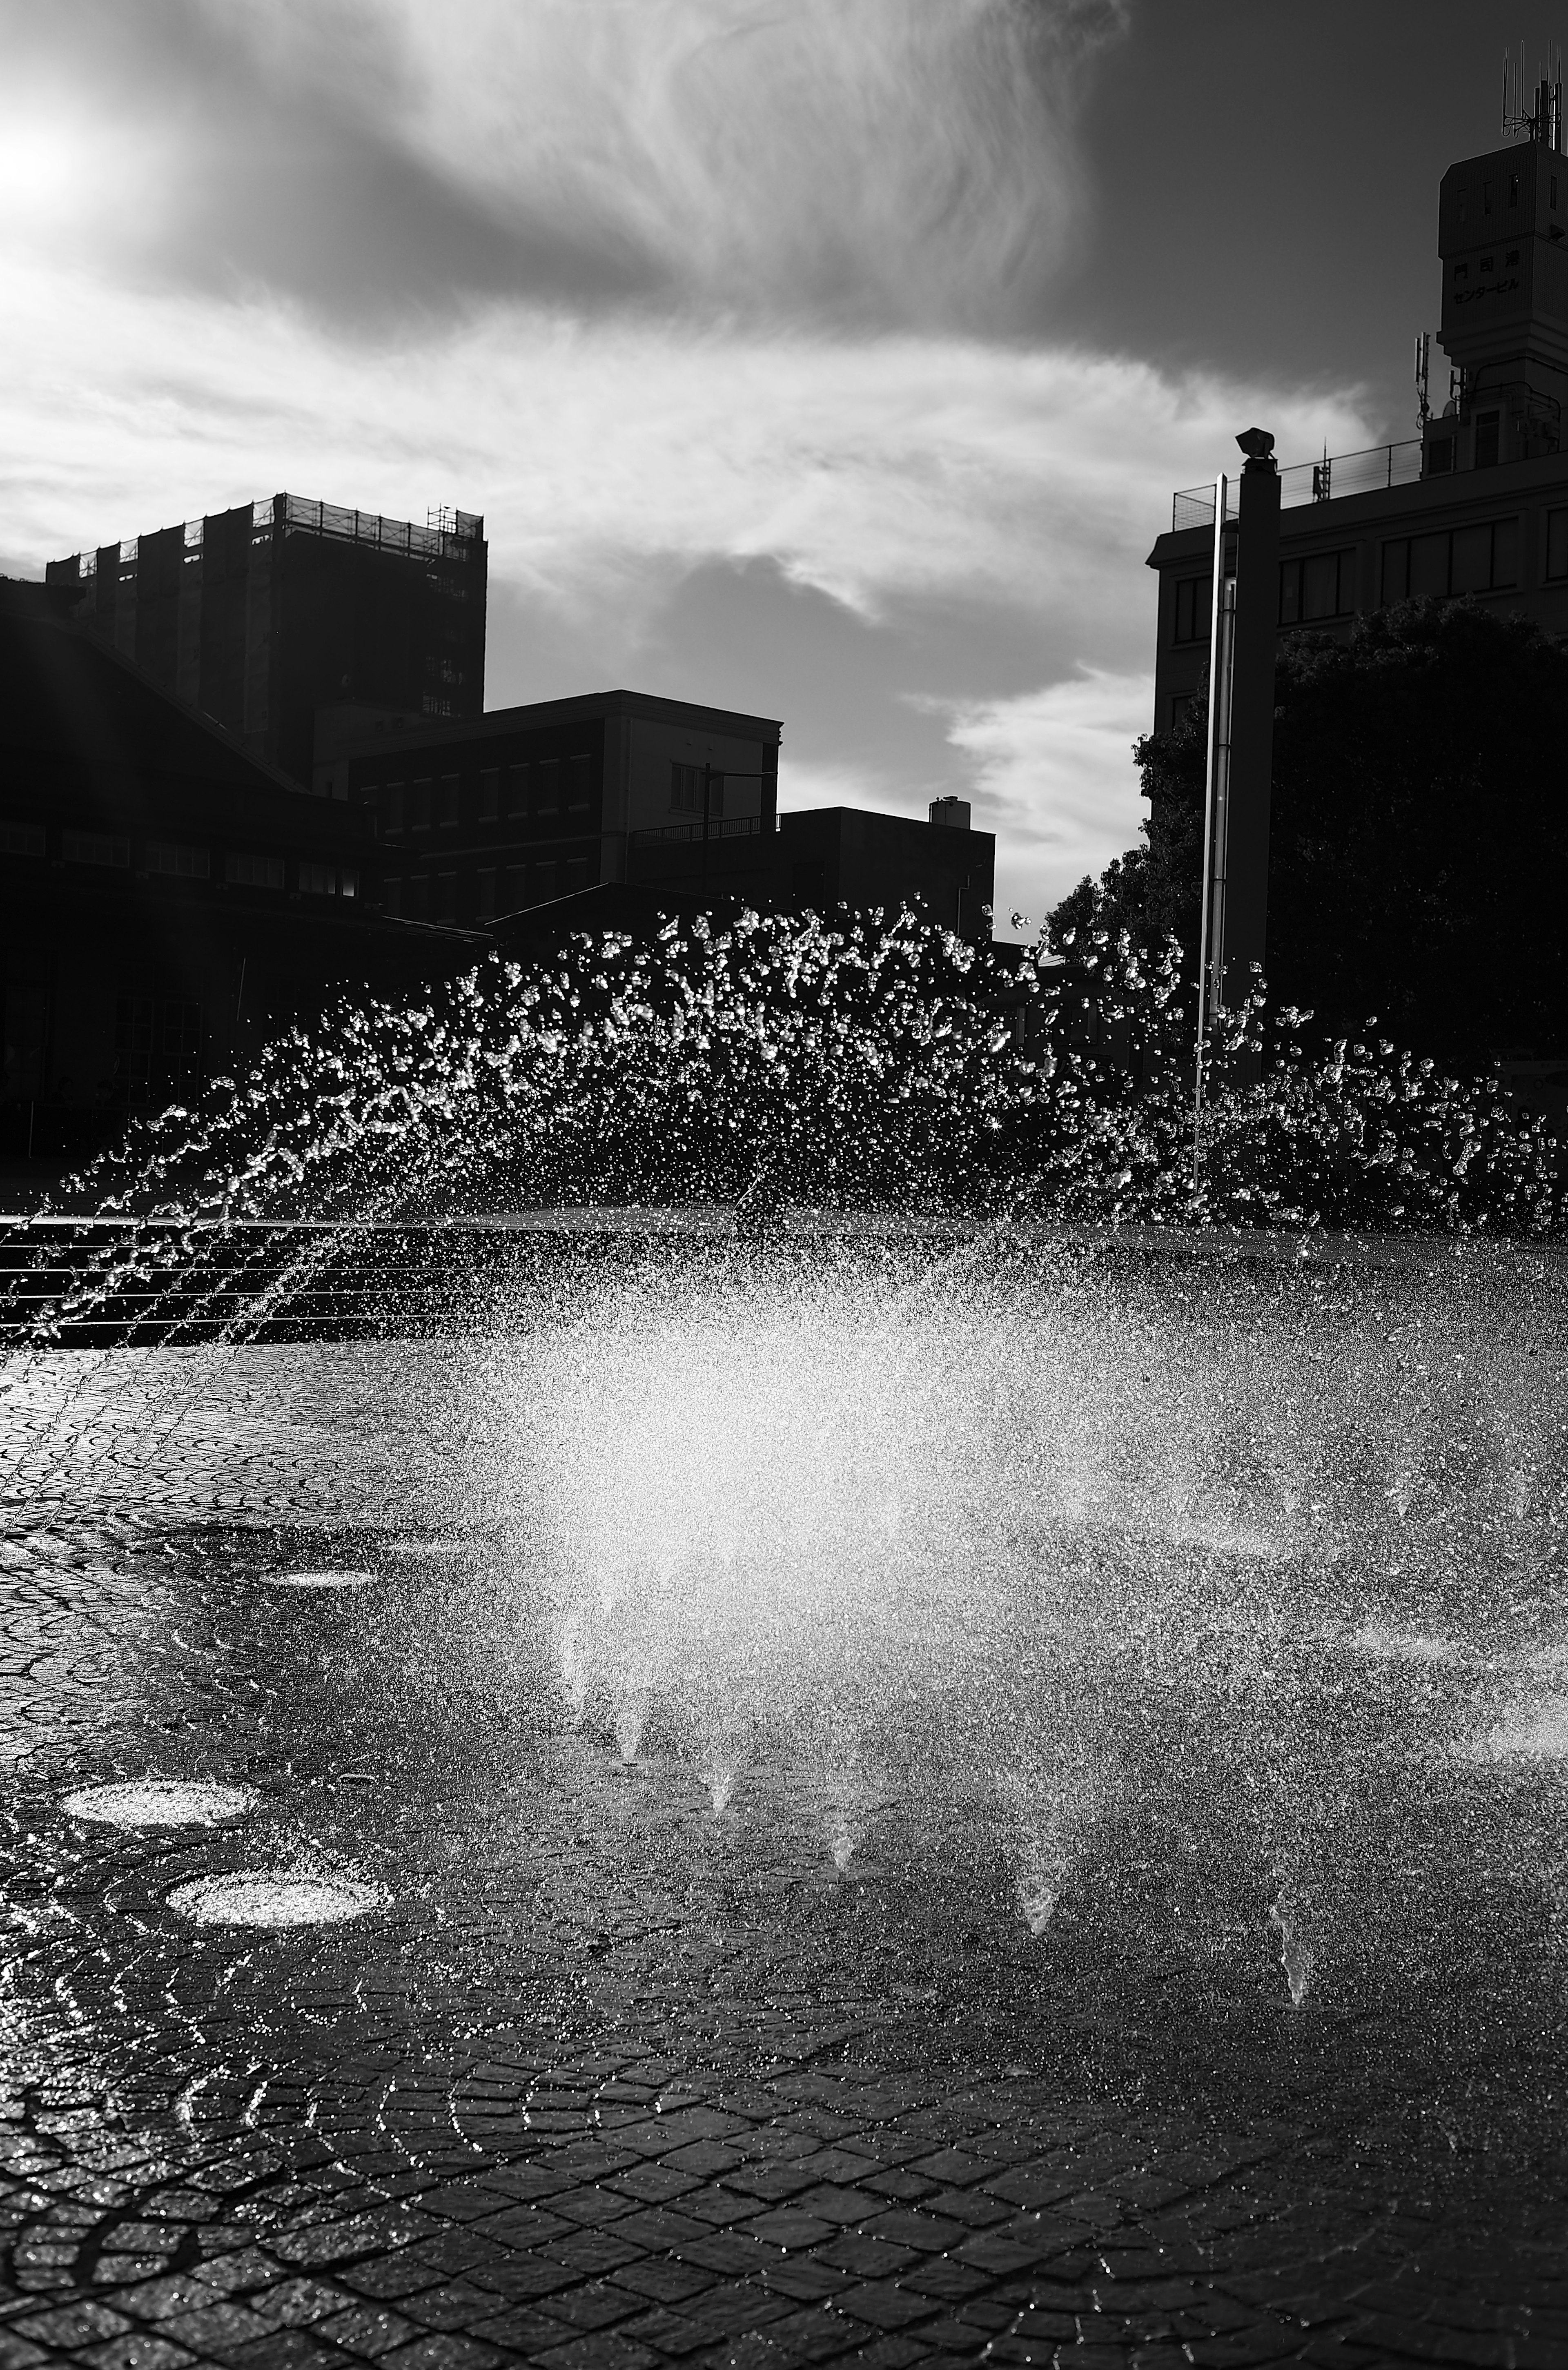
[1049,598,1568,1062]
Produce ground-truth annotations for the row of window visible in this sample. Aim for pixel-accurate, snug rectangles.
[381,754,594,837]
[1381,518,1518,602]
[1170,508,1568,643]
[1456,171,1548,221]
[5,824,358,896]
[1172,552,1356,643]
[383,855,594,925]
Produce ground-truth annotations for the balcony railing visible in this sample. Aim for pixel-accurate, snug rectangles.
[1172,439,1424,533]
[630,815,767,846]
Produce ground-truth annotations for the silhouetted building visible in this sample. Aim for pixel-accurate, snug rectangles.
[778,800,993,942]
[330,691,782,925]
[1148,79,1568,727]
[1,583,478,1161]
[45,496,486,790]
[333,697,993,941]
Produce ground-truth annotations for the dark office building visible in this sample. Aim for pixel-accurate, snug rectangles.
[332,690,782,927]
[335,694,993,941]
[45,496,487,791]
[1147,80,1568,728]
[1,583,477,1160]
[778,799,993,943]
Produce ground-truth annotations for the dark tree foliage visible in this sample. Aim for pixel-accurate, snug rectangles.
[1050,598,1568,1061]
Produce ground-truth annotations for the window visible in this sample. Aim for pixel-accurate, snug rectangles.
[383,877,402,916]
[438,774,460,828]
[1426,435,1455,475]
[506,762,528,818]
[1450,523,1493,594]
[1381,519,1519,602]
[146,840,210,880]
[1278,549,1355,624]
[478,768,499,822]
[566,753,592,811]
[535,858,557,900]
[1475,412,1500,467]
[434,872,457,924]
[475,866,497,921]
[1172,577,1209,643]
[409,777,432,830]
[1169,693,1194,729]
[1548,508,1568,579]
[535,758,559,813]
[671,761,705,812]
[299,860,337,895]
[341,868,358,900]
[384,781,405,834]
[63,829,129,868]
[225,851,284,890]
[0,820,45,858]
[404,874,429,921]
[116,996,202,1104]
[504,863,528,909]
[564,856,589,895]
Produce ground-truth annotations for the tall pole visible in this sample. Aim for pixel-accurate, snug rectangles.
[1193,428,1280,1178]
[1224,434,1281,1037]
[1194,474,1234,1184]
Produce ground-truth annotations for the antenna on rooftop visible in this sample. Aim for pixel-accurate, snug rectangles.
[1414,331,1431,431]
[1503,40,1565,145]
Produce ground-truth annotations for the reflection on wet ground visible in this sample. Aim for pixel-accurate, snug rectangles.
[0,1309,1565,2366]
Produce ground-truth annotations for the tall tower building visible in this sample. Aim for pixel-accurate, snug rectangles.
[1429,67,1568,474]
[45,496,487,792]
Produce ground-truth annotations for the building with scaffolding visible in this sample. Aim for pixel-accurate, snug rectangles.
[1147,66,1568,729]
[44,496,487,792]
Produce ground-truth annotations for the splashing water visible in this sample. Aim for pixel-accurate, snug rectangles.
[4,909,1568,2009]
[1269,1871,1316,2008]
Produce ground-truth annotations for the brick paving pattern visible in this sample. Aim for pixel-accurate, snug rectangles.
[0,1340,1563,2366]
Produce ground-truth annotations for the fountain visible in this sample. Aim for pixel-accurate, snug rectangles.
[0,908,1565,2354]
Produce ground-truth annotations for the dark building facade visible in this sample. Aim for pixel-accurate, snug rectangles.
[333,691,782,927]
[778,801,993,942]
[45,497,487,791]
[1147,87,1568,728]
[1,584,478,1160]
[335,695,993,941]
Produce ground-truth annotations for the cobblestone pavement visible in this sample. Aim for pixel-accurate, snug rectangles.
[0,1334,1564,2368]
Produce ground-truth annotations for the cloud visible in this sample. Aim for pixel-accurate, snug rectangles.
[0,0,1129,332]
[940,668,1154,930]
[209,0,1132,329]
[0,249,1377,643]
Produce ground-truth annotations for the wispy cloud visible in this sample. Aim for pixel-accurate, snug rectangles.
[209,0,1131,328]
[2,1,1380,948]
[939,668,1155,928]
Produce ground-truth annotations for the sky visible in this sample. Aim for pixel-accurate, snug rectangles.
[1,0,1558,935]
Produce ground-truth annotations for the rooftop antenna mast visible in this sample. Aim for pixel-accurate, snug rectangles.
[1503,41,1565,144]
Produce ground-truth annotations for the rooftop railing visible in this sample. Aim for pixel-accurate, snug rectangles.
[1172,438,1424,533]
[52,496,486,579]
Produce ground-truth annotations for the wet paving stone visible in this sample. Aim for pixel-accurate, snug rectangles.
[0,1332,1566,2365]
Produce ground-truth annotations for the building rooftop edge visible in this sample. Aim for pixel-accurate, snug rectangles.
[1145,443,1568,566]
[332,690,785,757]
